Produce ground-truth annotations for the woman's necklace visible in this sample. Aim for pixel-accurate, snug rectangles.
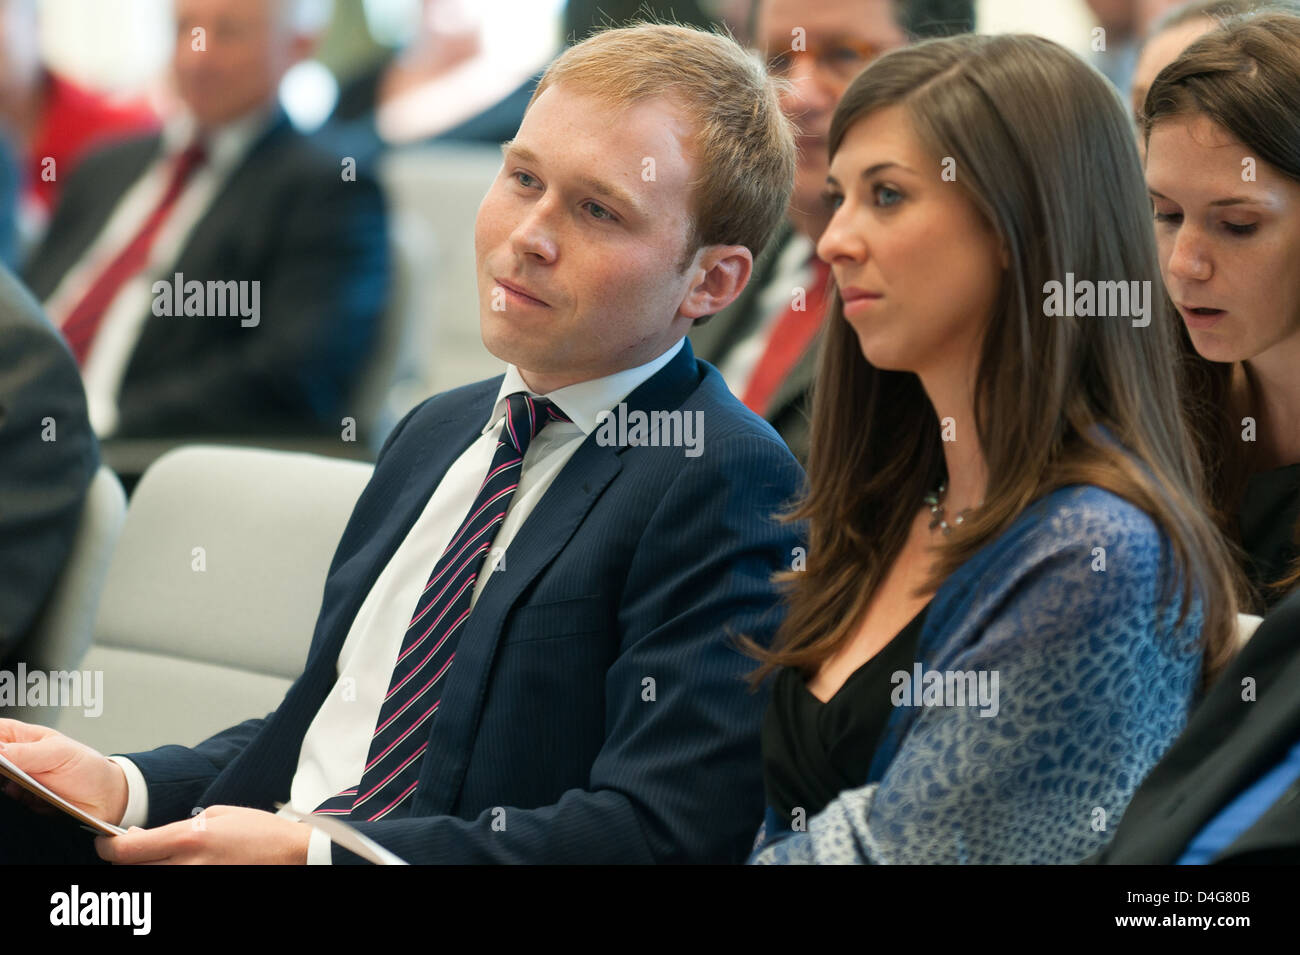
[924,482,973,536]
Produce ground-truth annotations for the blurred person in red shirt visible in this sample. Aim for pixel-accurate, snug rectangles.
[0,0,157,245]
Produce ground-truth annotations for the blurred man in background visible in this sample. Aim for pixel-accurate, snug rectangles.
[689,0,974,465]
[22,0,389,441]
[1129,0,1300,132]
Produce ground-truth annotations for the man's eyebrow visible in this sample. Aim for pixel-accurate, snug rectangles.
[1148,188,1265,207]
[825,161,917,187]
[500,140,647,218]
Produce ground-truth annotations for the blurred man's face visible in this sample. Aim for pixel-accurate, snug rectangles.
[1130,17,1215,130]
[758,0,907,240]
[172,0,310,128]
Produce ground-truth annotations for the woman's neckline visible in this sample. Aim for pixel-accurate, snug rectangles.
[799,601,932,706]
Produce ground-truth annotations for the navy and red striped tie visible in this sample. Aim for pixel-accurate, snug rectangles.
[314,392,570,821]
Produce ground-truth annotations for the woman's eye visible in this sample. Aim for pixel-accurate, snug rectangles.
[873,184,903,207]
[584,201,615,221]
[1153,210,1181,225]
[1224,222,1257,236]
[821,190,844,211]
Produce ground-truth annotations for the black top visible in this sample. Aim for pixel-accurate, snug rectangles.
[1239,463,1300,610]
[762,603,931,823]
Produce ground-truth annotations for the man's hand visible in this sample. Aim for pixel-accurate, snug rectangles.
[95,806,312,864]
[0,718,128,825]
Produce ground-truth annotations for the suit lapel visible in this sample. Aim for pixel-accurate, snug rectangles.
[414,340,703,814]
[25,138,161,301]
[169,110,292,272]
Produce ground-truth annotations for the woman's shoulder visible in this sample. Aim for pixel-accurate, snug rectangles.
[1014,484,1163,557]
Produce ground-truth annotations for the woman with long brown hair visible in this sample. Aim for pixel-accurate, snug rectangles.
[747,31,1244,864]
[1143,11,1300,612]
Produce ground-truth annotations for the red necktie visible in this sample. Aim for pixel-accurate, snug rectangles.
[741,258,832,416]
[60,141,207,365]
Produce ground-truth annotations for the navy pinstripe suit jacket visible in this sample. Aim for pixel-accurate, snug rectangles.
[123,338,806,863]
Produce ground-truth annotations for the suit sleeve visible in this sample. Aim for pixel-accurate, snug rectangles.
[749,499,1203,864]
[0,270,98,659]
[117,716,274,827]
[113,160,392,436]
[340,433,805,863]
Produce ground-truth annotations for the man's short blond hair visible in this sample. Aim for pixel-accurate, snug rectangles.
[528,23,796,270]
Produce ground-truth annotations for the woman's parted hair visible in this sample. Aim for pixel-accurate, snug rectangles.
[1142,11,1300,601]
[527,22,796,269]
[745,32,1244,689]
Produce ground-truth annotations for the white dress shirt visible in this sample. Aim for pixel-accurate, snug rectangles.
[112,337,686,863]
[714,233,815,399]
[43,108,274,437]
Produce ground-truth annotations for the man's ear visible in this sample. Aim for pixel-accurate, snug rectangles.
[678,245,753,320]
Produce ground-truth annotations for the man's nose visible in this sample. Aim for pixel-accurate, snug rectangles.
[508,199,560,263]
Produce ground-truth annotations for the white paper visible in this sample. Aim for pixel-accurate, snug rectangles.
[0,751,127,836]
[275,803,410,865]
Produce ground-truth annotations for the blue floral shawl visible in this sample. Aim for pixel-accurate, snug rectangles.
[749,484,1204,864]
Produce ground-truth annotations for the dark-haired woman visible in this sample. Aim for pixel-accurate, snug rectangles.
[1144,11,1300,611]
[747,31,1243,864]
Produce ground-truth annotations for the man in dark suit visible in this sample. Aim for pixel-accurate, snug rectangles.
[0,266,97,662]
[0,22,801,864]
[1090,587,1300,864]
[21,0,389,439]
[690,0,974,464]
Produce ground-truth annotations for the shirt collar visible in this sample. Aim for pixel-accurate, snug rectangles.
[482,337,686,438]
[160,104,277,172]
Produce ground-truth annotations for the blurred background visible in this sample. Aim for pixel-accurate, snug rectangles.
[7,0,1189,481]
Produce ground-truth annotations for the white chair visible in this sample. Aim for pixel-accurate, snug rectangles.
[379,143,507,398]
[47,446,373,755]
[355,209,439,448]
[1,466,126,723]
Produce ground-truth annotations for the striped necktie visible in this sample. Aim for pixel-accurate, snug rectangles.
[314,392,571,821]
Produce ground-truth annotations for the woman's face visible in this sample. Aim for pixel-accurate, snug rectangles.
[1146,113,1300,364]
[816,104,1004,379]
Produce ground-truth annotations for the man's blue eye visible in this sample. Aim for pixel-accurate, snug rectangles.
[515,172,538,188]
[585,202,615,221]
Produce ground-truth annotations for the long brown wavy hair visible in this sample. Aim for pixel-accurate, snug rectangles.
[1142,12,1300,604]
[745,32,1245,690]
